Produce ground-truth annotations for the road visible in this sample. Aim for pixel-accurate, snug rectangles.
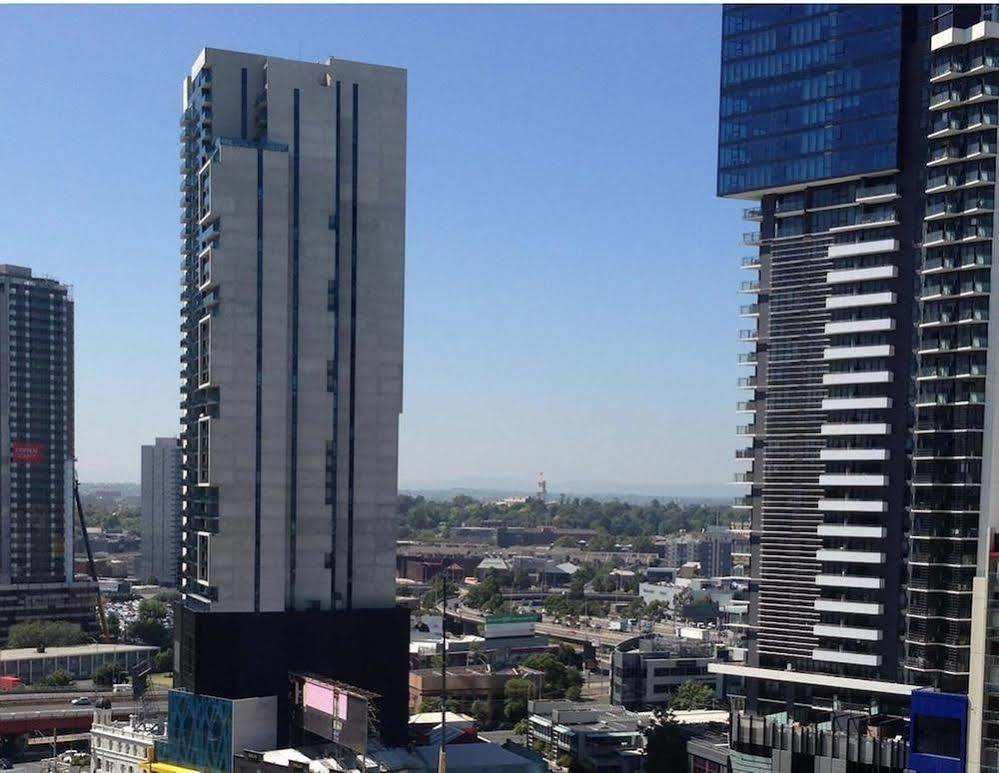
[12,763,46,773]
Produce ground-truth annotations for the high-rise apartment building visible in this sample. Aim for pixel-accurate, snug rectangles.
[715,5,999,772]
[0,264,95,642]
[140,437,182,586]
[173,48,409,745]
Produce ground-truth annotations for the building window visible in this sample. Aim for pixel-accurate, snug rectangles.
[196,416,211,486]
[197,532,210,584]
[199,247,212,289]
[198,164,212,222]
[198,316,211,388]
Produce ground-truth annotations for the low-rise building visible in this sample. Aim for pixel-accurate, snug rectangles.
[89,699,166,773]
[610,637,721,710]
[409,666,542,713]
[527,700,648,773]
[0,643,158,685]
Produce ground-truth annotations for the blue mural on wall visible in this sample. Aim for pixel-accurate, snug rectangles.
[155,690,234,773]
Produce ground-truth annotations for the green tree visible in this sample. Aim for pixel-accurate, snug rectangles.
[513,719,529,735]
[36,669,73,687]
[154,648,173,673]
[521,653,583,699]
[418,697,442,713]
[565,685,582,701]
[137,598,169,621]
[644,707,686,769]
[669,680,715,710]
[470,699,493,726]
[7,621,85,649]
[128,618,170,649]
[556,754,573,769]
[106,612,121,641]
[94,662,127,687]
[503,678,535,722]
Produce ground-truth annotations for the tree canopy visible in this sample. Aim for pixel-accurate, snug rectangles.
[7,621,85,649]
[398,495,736,543]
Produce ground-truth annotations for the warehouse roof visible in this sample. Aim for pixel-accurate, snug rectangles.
[2,643,157,661]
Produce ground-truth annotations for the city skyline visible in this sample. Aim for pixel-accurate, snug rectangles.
[0,4,742,493]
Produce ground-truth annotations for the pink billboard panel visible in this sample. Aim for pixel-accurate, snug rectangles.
[303,680,348,720]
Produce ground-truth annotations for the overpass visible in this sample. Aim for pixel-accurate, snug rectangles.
[0,694,167,736]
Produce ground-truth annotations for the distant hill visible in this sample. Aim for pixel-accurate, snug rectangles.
[401,486,730,506]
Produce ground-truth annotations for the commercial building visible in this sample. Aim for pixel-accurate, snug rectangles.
[610,637,720,710]
[154,690,276,773]
[89,699,165,773]
[140,438,182,586]
[408,666,543,713]
[0,265,95,643]
[173,47,409,745]
[526,701,648,773]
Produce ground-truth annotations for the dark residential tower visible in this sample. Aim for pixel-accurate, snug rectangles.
[0,265,95,642]
[717,6,999,771]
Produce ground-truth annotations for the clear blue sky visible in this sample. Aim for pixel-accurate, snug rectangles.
[0,4,744,495]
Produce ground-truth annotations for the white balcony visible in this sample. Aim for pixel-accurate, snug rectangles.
[826,265,898,284]
[821,397,892,411]
[816,549,886,564]
[815,574,884,589]
[818,474,888,488]
[816,524,887,538]
[824,318,895,335]
[815,598,883,615]
[823,371,892,386]
[826,292,896,310]
[812,649,881,667]
[813,624,883,642]
[826,239,899,260]
[818,499,886,513]
[824,344,893,360]
[820,448,889,461]
[821,423,890,436]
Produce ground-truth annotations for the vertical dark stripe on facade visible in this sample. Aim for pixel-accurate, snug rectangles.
[240,68,248,140]
[289,89,301,607]
[330,81,341,605]
[346,83,358,609]
[253,147,263,612]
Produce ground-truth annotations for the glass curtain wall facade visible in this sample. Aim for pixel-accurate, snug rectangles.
[719,5,903,198]
[719,4,932,716]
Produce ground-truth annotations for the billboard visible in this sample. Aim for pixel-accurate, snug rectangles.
[11,442,43,464]
[294,674,371,755]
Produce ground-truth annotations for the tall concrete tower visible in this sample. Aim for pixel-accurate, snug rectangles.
[173,48,409,744]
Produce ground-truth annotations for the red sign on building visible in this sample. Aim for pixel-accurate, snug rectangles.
[11,442,44,464]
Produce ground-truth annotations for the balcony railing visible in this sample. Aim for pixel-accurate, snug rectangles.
[740,303,759,316]
[743,231,761,246]
[743,207,762,222]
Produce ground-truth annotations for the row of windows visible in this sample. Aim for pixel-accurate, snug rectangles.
[723,4,838,36]
[721,62,899,119]
[720,145,898,197]
[721,116,898,166]
[721,29,899,87]
[721,88,899,142]
[723,9,899,64]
